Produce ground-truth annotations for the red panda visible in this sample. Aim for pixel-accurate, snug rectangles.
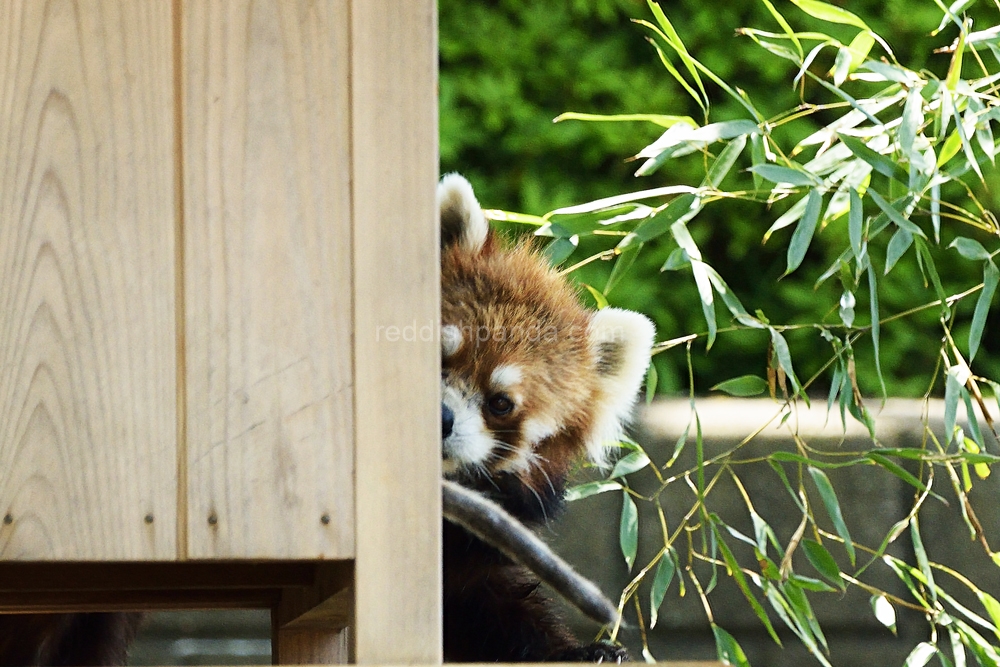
[439,174,654,662]
[0,613,142,666]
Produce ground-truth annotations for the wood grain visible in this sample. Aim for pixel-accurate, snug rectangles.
[0,0,176,560]
[182,0,354,560]
[350,1,441,663]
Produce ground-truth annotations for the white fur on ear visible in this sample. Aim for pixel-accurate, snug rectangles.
[438,173,488,252]
[585,307,656,466]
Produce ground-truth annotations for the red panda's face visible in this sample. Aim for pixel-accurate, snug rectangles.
[438,174,655,492]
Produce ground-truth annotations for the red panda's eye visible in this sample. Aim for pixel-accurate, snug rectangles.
[486,393,514,417]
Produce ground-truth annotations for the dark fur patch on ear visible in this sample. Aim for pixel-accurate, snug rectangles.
[440,206,467,249]
[596,340,625,376]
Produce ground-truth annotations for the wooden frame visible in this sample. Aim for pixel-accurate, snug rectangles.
[0,0,438,663]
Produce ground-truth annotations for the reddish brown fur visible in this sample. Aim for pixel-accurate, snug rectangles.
[442,236,604,490]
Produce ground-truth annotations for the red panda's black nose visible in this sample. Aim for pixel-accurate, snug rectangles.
[442,403,455,440]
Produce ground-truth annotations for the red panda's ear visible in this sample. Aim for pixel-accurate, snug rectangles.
[585,308,656,466]
[439,173,489,253]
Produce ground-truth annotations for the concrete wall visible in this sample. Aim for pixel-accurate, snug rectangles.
[551,398,1000,666]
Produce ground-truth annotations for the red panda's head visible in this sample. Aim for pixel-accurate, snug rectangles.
[439,174,655,496]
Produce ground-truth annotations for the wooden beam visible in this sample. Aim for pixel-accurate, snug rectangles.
[350,0,440,663]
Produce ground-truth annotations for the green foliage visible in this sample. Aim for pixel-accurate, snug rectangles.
[442,1,1000,665]
[540,2,1000,665]
[440,0,999,396]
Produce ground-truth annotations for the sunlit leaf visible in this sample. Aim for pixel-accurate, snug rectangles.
[610,450,651,479]
[903,642,939,667]
[848,188,864,262]
[871,595,897,633]
[553,111,697,128]
[583,284,610,309]
[789,0,869,29]
[565,480,622,501]
[846,30,875,69]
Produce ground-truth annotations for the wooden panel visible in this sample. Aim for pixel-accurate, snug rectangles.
[183,0,353,559]
[350,1,440,664]
[0,0,176,560]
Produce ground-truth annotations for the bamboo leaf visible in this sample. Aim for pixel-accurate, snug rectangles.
[706,135,748,188]
[649,551,676,628]
[769,328,804,397]
[712,375,769,397]
[605,242,643,295]
[713,522,783,645]
[553,111,696,128]
[619,491,638,570]
[748,163,820,186]
[970,260,999,361]
[867,190,925,238]
[785,189,823,276]
[610,450,652,479]
[838,134,909,183]
[849,188,864,262]
[565,480,622,501]
[868,258,887,398]
[583,284,610,309]
[903,642,939,667]
[885,228,913,275]
[712,625,752,667]
[808,467,856,566]
[867,452,939,498]
[945,365,963,446]
[789,0,870,29]
[871,595,897,633]
[949,236,992,260]
[803,538,846,589]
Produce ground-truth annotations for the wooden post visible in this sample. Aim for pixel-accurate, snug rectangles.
[350,0,441,664]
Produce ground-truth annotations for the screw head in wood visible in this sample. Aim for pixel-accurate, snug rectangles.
[208,513,218,525]
[144,514,154,524]
[321,513,331,525]
[2,514,11,525]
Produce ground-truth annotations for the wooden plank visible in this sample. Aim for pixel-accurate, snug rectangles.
[0,0,176,561]
[350,1,440,663]
[0,561,342,591]
[0,588,279,613]
[182,0,354,559]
